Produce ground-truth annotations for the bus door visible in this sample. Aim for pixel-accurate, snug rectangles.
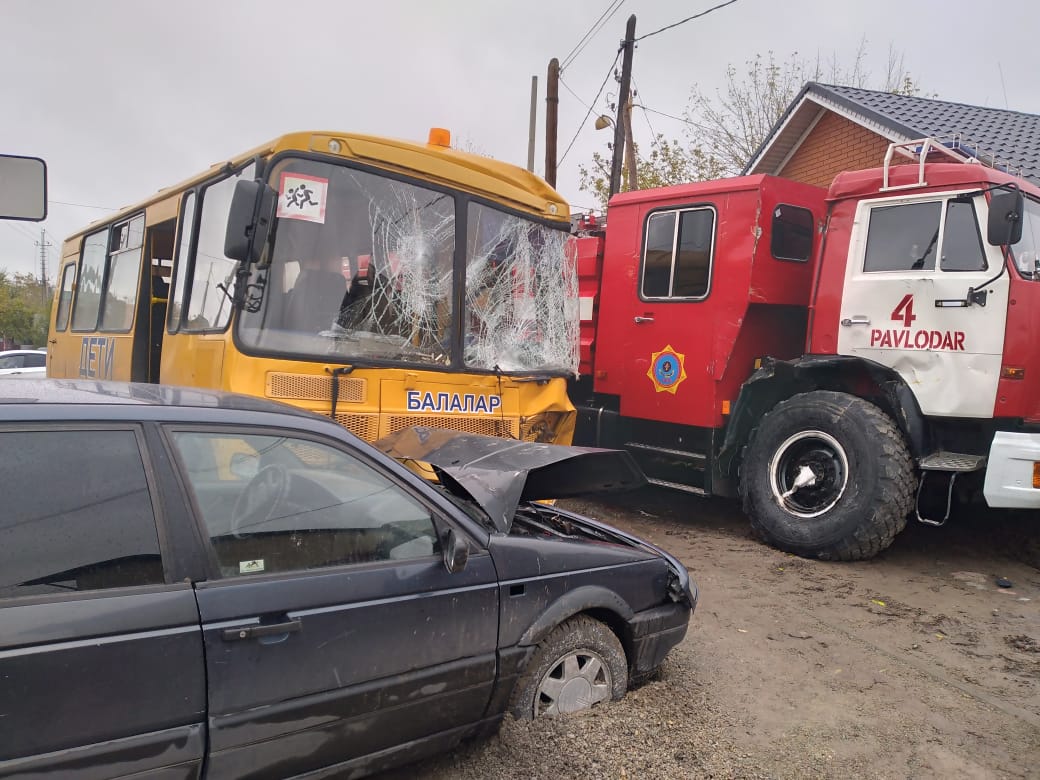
[162,166,254,388]
[134,220,175,382]
[48,258,79,378]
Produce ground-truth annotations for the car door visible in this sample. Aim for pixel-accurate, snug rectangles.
[0,424,206,779]
[836,192,1010,417]
[166,426,500,779]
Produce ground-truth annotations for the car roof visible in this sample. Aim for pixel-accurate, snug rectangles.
[0,379,329,426]
[0,349,46,355]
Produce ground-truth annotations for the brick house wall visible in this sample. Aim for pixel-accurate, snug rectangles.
[776,112,893,187]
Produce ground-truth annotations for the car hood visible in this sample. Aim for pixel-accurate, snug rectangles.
[375,426,647,533]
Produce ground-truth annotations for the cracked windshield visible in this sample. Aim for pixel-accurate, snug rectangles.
[238,159,577,373]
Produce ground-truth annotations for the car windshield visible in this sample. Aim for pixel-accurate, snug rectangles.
[237,157,578,374]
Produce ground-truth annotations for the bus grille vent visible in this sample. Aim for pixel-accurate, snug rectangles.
[267,373,366,403]
[331,414,380,442]
[386,415,519,438]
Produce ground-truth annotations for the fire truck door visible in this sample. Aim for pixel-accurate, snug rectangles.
[836,193,1009,418]
[613,205,718,427]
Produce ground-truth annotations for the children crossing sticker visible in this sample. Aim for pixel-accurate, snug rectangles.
[276,172,328,224]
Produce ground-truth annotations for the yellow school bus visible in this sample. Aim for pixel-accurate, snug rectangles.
[48,130,578,444]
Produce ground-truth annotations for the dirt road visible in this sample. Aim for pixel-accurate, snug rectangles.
[382,490,1040,779]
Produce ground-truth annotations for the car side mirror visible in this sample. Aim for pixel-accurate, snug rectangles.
[987,190,1024,246]
[0,154,47,221]
[225,179,278,265]
[442,528,469,574]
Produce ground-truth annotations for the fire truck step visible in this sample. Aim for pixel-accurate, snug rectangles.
[918,451,987,472]
[624,441,708,466]
[646,477,709,496]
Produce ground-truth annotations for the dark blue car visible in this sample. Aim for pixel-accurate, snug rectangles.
[0,380,695,779]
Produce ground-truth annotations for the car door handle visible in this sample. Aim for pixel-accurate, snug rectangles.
[840,316,871,326]
[633,316,655,324]
[222,618,302,641]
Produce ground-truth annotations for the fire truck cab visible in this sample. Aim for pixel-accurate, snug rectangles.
[573,139,1040,560]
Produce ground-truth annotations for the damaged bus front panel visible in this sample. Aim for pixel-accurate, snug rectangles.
[51,131,578,446]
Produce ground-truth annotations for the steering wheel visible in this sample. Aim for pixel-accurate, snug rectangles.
[230,464,289,539]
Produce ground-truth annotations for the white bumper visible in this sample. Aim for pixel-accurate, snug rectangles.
[983,431,1040,509]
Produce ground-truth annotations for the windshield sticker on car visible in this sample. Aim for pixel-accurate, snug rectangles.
[277,172,328,224]
[239,559,265,574]
[647,345,687,394]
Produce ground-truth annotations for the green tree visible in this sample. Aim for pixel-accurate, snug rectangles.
[684,44,922,177]
[578,134,727,210]
[0,271,52,348]
[578,43,924,209]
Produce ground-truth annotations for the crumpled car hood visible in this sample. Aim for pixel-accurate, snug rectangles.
[375,426,646,533]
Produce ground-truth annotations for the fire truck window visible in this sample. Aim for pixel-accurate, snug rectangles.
[673,209,714,297]
[863,201,941,272]
[1011,198,1040,279]
[771,204,814,262]
[940,200,987,272]
[642,211,675,298]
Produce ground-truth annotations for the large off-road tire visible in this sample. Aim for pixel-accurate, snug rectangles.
[509,615,628,719]
[739,391,915,561]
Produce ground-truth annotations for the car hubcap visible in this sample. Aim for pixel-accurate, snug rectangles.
[768,430,849,518]
[535,650,612,716]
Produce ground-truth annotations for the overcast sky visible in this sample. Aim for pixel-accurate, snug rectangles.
[3,0,1040,281]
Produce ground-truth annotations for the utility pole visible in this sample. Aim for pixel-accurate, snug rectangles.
[544,58,560,189]
[623,97,638,191]
[527,75,538,172]
[35,228,52,304]
[609,14,636,199]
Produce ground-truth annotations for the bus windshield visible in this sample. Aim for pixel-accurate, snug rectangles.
[238,157,577,374]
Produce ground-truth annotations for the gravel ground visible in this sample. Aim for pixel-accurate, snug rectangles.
[377,489,1040,779]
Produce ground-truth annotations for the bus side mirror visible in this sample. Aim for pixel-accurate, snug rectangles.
[225,179,277,265]
[0,154,47,222]
[987,190,1024,246]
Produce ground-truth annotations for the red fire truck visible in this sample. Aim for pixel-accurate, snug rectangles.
[571,139,1040,560]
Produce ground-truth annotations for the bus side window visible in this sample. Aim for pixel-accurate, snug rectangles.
[169,191,197,332]
[54,263,76,332]
[183,165,255,332]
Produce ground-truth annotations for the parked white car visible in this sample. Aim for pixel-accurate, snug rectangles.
[0,349,47,377]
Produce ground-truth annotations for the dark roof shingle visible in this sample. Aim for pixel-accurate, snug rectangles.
[746,81,1040,184]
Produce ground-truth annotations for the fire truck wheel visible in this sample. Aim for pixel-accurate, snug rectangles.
[739,391,915,561]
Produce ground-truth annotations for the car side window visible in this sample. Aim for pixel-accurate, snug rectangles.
[170,430,441,578]
[24,353,46,368]
[0,355,23,369]
[0,429,164,599]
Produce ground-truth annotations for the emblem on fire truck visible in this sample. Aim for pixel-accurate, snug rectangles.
[647,345,687,394]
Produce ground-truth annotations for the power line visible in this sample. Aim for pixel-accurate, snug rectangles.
[631,77,658,143]
[559,50,622,165]
[640,105,698,127]
[561,0,626,71]
[49,199,117,210]
[2,221,40,243]
[635,0,740,42]
[559,76,595,113]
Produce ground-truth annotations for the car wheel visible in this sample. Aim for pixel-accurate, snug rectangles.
[510,615,628,719]
[739,391,915,561]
